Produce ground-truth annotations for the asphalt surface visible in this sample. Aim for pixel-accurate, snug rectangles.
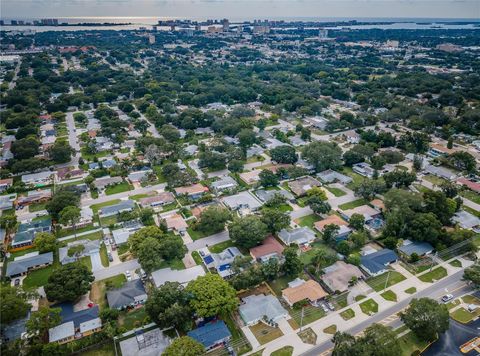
[300,270,473,356]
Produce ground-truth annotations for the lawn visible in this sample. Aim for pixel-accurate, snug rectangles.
[99,243,109,268]
[366,271,406,292]
[79,256,92,271]
[23,265,54,288]
[340,308,355,320]
[423,174,448,186]
[29,202,46,212]
[323,325,337,334]
[449,259,462,268]
[277,204,293,212]
[298,242,336,266]
[397,331,430,356]
[129,193,153,201]
[191,251,202,265]
[341,167,366,188]
[295,214,321,229]
[290,305,325,326]
[463,205,480,218]
[355,295,366,302]
[359,299,379,315]
[99,215,118,227]
[78,231,104,241]
[269,276,295,296]
[186,227,210,241]
[338,198,368,211]
[380,290,397,302]
[90,274,127,310]
[446,299,461,310]
[450,307,480,324]
[418,266,447,283]
[462,294,480,305]
[222,313,252,355]
[404,287,417,294]
[105,182,133,195]
[209,239,235,253]
[271,346,293,356]
[78,342,114,356]
[56,223,96,238]
[249,323,284,345]
[91,199,121,214]
[324,186,346,197]
[117,244,130,256]
[460,189,480,205]
[119,307,149,330]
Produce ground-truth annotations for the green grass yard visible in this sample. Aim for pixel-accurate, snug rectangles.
[340,308,355,320]
[28,202,46,212]
[397,331,430,356]
[271,346,293,356]
[119,307,149,330]
[418,267,447,283]
[449,259,462,268]
[289,305,325,326]
[380,290,397,302]
[249,323,284,345]
[295,214,321,229]
[404,287,417,294]
[100,243,110,267]
[338,198,368,211]
[105,182,133,195]
[91,199,121,214]
[359,299,378,315]
[423,174,448,186]
[460,189,480,205]
[324,186,346,197]
[209,240,235,253]
[366,271,406,292]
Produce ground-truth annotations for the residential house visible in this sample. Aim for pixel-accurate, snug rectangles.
[127,169,153,183]
[457,178,480,194]
[100,159,117,169]
[165,214,188,233]
[341,205,381,223]
[428,143,457,158]
[222,191,262,213]
[452,210,480,232]
[107,279,147,310]
[239,294,288,326]
[17,189,52,207]
[11,219,52,249]
[56,167,84,181]
[6,252,54,278]
[321,261,364,293]
[287,176,321,196]
[398,240,434,259]
[344,130,360,144]
[200,247,243,278]
[151,266,206,288]
[424,164,457,181]
[278,227,316,247]
[0,193,16,211]
[184,144,198,156]
[352,162,375,178]
[255,189,294,203]
[93,176,123,191]
[314,215,351,241]
[111,226,140,246]
[316,169,353,184]
[360,249,398,276]
[138,192,175,208]
[174,184,209,200]
[210,176,238,194]
[0,178,13,192]
[59,239,100,265]
[264,137,287,150]
[246,144,264,158]
[99,200,135,217]
[282,278,328,307]
[296,158,316,173]
[304,116,327,130]
[49,321,75,344]
[239,170,262,185]
[290,136,307,147]
[249,235,285,263]
[21,171,52,187]
[187,321,231,351]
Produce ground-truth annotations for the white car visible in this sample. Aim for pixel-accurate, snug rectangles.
[125,271,132,281]
[441,294,453,303]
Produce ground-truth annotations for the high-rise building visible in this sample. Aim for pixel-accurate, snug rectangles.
[148,34,155,44]
[222,18,229,32]
[11,20,18,25]
[319,29,328,39]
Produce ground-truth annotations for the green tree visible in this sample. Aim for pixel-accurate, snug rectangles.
[400,298,449,341]
[349,231,368,249]
[48,140,74,164]
[302,141,342,172]
[186,274,238,317]
[145,282,193,332]
[26,307,61,343]
[11,136,40,160]
[237,128,256,149]
[383,170,416,189]
[228,159,244,173]
[160,124,181,142]
[322,224,340,245]
[44,263,94,302]
[162,336,204,356]
[128,226,164,255]
[463,264,480,289]
[282,246,303,277]
[440,181,458,198]
[0,285,34,325]
[349,213,365,230]
[34,232,58,253]
[270,145,298,164]
[196,206,231,233]
[46,190,80,221]
[261,208,290,234]
[259,169,279,187]
[228,215,268,249]
[306,195,331,214]
[353,180,386,200]
[59,206,81,237]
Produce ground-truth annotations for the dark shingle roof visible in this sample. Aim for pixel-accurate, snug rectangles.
[360,249,397,274]
[106,279,146,309]
[6,252,53,277]
[187,321,231,348]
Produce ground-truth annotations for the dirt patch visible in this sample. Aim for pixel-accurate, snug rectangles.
[90,281,106,309]
[237,283,272,299]
[298,328,317,345]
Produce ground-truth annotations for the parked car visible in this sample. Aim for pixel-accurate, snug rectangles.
[125,270,132,281]
[107,252,113,262]
[321,303,329,313]
[327,302,335,311]
[441,294,453,303]
[14,279,20,286]
[139,268,147,279]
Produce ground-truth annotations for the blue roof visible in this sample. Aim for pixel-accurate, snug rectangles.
[203,255,214,264]
[361,249,397,274]
[187,320,231,348]
[398,242,434,257]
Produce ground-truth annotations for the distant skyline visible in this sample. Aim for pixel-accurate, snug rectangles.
[1,0,479,21]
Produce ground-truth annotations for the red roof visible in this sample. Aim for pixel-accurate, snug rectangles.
[457,178,480,193]
[250,235,285,260]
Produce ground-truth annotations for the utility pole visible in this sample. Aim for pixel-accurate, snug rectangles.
[384,270,390,291]
[300,307,304,332]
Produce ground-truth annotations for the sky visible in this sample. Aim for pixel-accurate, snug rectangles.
[1,0,479,20]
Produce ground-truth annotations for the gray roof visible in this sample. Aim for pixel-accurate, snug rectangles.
[59,239,100,265]
[424,164,457,180]
[278,227,316,246]
[79,318,102,333]
[317,169,353,184]
[255,189,294,203]
[222,191,262,211]
[6,252,53,277]
[452,210,480,230]
[211,176,238,191]
[107,279,147,309]
[21,171,52,183]
[49,321,75,342]
[93,176,123,189]
[398,241,434,257]
[239,294,287,325]
[99,200,135,216]
[151,266,205,288]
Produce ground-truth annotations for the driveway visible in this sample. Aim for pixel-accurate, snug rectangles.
[90,252,103,272]
[93,259,140,281]
[186,230,230,252]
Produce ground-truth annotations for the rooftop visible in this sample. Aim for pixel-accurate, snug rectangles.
[249,235,285,260]
[282,279,328,305]
[187,320,231,349]
[239,294,287,325]
[151,266,205,288]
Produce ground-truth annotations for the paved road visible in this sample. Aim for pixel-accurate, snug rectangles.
[299,270,471,356]
[137,108,161,138]
[65,111,81,168]
[186,230,230,252]
[290,207,313,220]
[80,183,167,207]
[93,258,140,280]
[419,178,480,212]
[90,252,103,272]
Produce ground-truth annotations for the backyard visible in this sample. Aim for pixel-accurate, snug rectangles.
[295,214,321,229]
